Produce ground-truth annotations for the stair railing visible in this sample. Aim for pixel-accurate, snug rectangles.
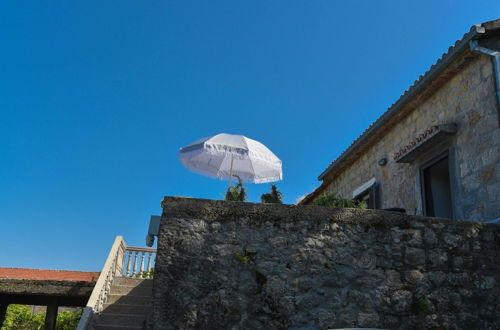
[77,236,156,330]
[122,246,156,278]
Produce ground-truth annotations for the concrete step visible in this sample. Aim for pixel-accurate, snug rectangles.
[110,284,153,296]
[96,312,146,327]
[102,303,151,314]
[94,325,143,330]
[113,277,153,287]
[105,294,151,305]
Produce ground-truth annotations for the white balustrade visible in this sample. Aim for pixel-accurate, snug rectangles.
[122,246,156,278]
[77,236,156,330]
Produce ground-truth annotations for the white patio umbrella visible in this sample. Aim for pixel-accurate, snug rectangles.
[179,133,282,185]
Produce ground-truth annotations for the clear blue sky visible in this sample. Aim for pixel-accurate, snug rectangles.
[1,1,498,271]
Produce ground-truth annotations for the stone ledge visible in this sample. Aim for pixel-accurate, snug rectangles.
[0,278,95,296]
[161,196,498,229]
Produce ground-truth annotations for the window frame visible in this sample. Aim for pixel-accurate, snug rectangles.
[419,150,454,218]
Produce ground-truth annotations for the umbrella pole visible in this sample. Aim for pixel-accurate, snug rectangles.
[228,155,234,188]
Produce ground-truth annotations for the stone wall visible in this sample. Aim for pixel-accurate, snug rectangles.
[149,197,500,329]
[320,53,500,221]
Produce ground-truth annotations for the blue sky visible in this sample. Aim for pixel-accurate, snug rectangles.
[1,1,498,271]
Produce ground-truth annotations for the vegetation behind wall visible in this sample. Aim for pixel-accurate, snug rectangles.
[2,305,82,330]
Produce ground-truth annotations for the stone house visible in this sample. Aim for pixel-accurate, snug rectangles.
[301,19,500,222]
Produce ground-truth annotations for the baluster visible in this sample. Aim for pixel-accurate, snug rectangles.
[104,272,111,305]
[132,251,138,277]
[110,260,115,284]
[146,252,152,275]
[110,257,116,286]
[100,281,106,311]
[131,250,136,277]
[139,251,145,275]
[118,245,125,275]
[97,291,103,312]
[120,247,127,276]
[125,250,132,277]
[112,247,119,278]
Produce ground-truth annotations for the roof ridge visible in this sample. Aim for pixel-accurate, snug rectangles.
[301,19,500,205]
[317,19,498,182]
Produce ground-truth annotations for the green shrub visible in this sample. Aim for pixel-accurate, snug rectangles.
[313,194,367,209]
[2,304,82,330]
[234,248,255,265]
[56,309,83,330]
[2,305,43,330]
[225,175,247,202]
[260,185,283,204]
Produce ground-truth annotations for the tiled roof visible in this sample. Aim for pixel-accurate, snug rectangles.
[318,24,486,181]
[301,19,500,205]
[0,267,100,282]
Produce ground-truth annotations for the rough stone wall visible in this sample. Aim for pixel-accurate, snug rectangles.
[321,54,500,221]
[149,197,500,329]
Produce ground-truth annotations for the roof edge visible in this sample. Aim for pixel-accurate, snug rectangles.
[317,22,490,182]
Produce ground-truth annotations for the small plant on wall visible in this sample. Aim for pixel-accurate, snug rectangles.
[313,194,367,209]
[260,185,283,204]
[225,175,247,202]
[234,248,255,265]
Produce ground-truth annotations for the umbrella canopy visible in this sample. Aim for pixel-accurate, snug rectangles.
[179,133,282,183]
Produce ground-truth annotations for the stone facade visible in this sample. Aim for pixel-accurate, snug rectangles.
[322,55,499,220]
[303,23,500,222]
[149,197,500,329]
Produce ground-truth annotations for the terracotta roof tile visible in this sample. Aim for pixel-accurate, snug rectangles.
[0,267,100,282]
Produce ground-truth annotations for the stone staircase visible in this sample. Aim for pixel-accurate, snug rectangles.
[93,277,153,330]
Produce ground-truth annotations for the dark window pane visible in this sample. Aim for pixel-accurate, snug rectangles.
[423,156,452,218]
